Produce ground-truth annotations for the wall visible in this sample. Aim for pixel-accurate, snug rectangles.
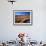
[0,0,46,42]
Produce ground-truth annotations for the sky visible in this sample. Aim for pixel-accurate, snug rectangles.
[15,12,32,16]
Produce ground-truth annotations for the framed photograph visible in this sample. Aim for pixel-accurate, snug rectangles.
[13,10,33,25]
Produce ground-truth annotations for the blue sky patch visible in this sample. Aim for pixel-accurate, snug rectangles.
[15,12,32,16]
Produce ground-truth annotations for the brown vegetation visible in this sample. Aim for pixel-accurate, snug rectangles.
[15,15,30,23]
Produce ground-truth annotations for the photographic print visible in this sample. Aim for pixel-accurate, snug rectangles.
[13,10,32,25]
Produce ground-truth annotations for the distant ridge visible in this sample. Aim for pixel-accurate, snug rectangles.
[15,15,30,16]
